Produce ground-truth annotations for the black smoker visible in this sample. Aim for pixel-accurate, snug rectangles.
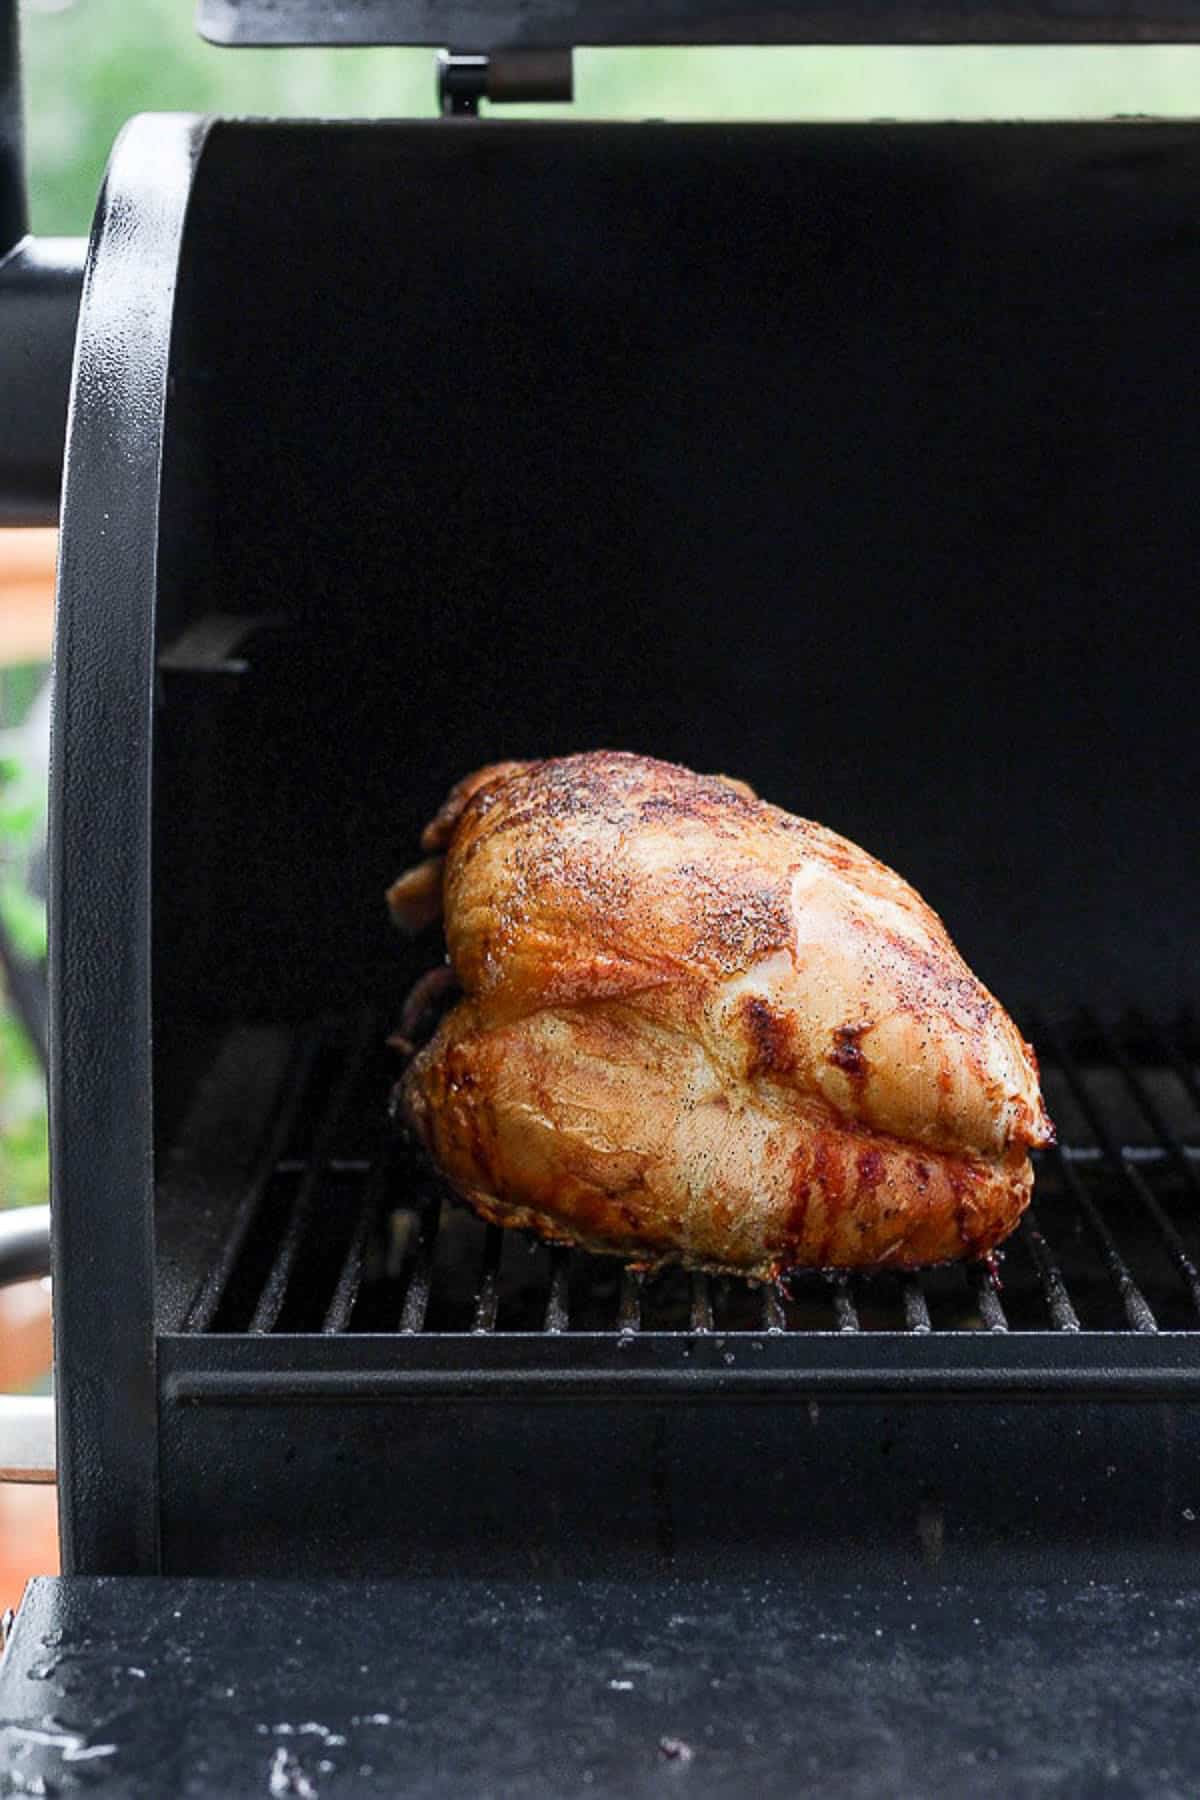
[2,0,1200,1792]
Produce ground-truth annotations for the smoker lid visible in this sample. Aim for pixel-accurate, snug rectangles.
[196,0,1200,46]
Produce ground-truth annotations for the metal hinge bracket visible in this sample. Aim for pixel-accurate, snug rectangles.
[437,49,574,117]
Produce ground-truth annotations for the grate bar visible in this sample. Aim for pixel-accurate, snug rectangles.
[970,1262,1009,1332]
[900,1275,931,1334]
[1148,1016,1200,1116]
[249,1014,380,1335]
[1104,1016,1200,1198]
[471,1226,503,1334]
[1058,1145,1181,1166]
[1052,1142,1157,1333]
[690,1273,713,1333]
[761,1283,786,1334]
[322,1151,395,1334]
[617,1267,643,1333]
[184,1028,325,1333]
[544,1248,570,1333]
[1019,1207,1080,1331]
[1038,1017,1200,1319]
[828,1275,860,1333]
[398,1199,440,1333]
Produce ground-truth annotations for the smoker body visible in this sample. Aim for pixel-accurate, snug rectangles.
[40,114,1200,1601]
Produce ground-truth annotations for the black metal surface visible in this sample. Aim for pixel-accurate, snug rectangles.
[157,1342,1200,1577]
[0,0,25,256]
[437,50,575,114]
[0,237,87,525]
[50,114,212,1578]
[438,50,489,116]
[162,1323,1200,1395]
[5,1574,1200,1795]
[178,1013,1200,1352]
[198,0,1200,44]
[0,1204,48,1287]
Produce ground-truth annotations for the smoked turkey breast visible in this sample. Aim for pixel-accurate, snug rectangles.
[390,752,1052,1279]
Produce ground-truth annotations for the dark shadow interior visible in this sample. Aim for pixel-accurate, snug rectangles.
[151,119,1199,1319]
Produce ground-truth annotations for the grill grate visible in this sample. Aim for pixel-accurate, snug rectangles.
[183,1012,1200,1338]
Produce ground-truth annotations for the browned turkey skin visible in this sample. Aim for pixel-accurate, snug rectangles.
[390,752,1053,1279]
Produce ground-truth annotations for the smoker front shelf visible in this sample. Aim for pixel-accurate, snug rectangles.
[2,1573,1198,1796]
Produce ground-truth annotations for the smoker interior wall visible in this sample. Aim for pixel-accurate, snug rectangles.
[154,120,1199,1052]
[156,1389,1200,1581]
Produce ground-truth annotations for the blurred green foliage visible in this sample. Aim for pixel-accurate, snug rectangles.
[0,732,47,1210]
[19,0,1200,235]
[0,1006,47,1210]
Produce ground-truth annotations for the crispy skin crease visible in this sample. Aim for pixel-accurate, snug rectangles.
[398,752,1053,1276]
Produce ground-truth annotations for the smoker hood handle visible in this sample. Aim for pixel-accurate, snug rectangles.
[0,1204,55,1482]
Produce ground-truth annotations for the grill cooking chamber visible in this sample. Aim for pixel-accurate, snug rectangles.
[50,116,1200,1578]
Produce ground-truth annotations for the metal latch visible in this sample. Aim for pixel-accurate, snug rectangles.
[437,50,574,117]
